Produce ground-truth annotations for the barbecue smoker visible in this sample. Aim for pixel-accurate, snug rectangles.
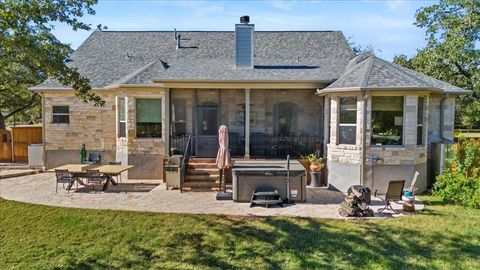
[338,185,374,217]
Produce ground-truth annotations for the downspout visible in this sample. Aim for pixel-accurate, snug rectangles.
[360,91,369,187]
[41,91,46,170]
[439,94,448,141]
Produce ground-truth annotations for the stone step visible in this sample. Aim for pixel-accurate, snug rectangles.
[189,158,216,164]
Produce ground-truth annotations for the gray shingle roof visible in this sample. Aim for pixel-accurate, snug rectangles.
[33,30,354,89]
[325,52,469,94]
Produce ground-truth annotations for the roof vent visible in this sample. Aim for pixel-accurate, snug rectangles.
[176,34,181,49]
[235,16,254,69]
[174,28,177,40]
[240,15,250,24]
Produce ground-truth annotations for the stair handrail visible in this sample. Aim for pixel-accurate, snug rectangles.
[180,135,192,192]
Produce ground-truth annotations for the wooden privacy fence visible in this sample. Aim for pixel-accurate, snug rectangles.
[0,126,42,163]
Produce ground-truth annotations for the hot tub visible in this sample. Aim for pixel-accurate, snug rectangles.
[232,160,306,202]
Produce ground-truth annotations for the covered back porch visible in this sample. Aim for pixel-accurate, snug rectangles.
[167,88,326,159]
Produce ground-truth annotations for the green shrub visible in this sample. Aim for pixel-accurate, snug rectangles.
[433,137,480,208]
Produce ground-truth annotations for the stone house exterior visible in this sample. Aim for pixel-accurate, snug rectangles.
[32,17,469,193]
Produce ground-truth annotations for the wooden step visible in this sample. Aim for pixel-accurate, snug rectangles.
[188,168,220,175]
[185,174,220,181]
[182,186,221,192]
[188,163,219,169]
[183,180,220,187]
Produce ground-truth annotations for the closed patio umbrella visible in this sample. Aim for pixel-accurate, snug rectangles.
[216,125,233,200]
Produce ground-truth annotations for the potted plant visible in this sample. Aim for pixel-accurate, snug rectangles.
[302,154,324,187]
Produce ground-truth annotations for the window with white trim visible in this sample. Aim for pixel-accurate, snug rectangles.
[338,97,357,144]
[136,98,162,138]
[118,98,126,138]
[417,97,424,146]
[52,106,69,123]
[371,96,404,146]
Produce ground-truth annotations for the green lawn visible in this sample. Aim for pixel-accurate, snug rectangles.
[1,197,479,270]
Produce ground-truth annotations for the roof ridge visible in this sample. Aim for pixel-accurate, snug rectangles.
[112,60,158,85]
[362,57,376,87]
[96,30,341,33]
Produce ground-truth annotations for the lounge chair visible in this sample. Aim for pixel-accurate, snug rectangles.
[378,180,405,213]
[55,169,76,193]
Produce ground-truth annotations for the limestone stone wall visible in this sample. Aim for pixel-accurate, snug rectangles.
[428,95,455,142]
[327,95,364,165]
[43,91,116,152]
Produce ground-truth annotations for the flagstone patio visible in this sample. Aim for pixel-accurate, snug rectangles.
[0,173,423,219]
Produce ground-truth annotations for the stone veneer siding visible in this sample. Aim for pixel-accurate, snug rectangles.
[43,88,167,179]
[325,92,454,193]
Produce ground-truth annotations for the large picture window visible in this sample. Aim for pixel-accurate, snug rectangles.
[118,98,126,138]
[417,97,424,146]
[136,98,162,138]
[371,96,404,146]
[338,97,357,144]
[52,106,69,123]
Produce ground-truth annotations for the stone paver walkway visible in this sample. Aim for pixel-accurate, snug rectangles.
[0,173,423,219]
[0,169,39,179]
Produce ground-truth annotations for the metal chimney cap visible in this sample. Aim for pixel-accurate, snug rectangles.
[240,15,250,24]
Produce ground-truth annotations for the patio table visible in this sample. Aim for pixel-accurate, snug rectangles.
[94,165,134,191]
[50,164,134,191]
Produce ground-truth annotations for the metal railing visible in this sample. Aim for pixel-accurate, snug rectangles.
[250,135,322,158]
[179,135,192,192]
[171,134,322,158]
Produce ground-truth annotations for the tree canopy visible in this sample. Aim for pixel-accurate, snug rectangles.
[0,0,103,129]
[394,0,480,128]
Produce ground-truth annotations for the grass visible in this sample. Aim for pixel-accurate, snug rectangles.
[1,196,479,270]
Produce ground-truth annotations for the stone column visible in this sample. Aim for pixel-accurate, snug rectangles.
[244,88,250,159]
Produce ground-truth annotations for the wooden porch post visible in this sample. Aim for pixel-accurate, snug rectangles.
[244,88,250,159]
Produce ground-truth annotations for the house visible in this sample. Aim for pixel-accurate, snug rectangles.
[31,16,469,193]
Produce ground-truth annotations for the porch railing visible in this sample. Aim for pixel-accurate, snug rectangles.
[250,135,322,158]
[179,135,192,193]
[171,134,322,158]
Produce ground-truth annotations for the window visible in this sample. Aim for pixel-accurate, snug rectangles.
[417,97,424,145]
[52,106,69,123]
[273,102,297,137]
[338,97,357,144]
[118,98,126,138]
[136,98,162,138]
[172,99,187,136]
[371,96,404,146]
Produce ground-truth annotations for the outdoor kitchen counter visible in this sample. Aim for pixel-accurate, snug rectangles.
[232,160,307,203]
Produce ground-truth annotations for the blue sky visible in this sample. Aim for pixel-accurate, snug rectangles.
[54,0,438,61]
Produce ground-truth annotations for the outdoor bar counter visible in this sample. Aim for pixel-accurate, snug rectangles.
[232,160,307,202]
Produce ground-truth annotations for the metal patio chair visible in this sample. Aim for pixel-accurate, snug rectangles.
[55,169,76,193]
[378,180,405,213]
[85,169,107,192]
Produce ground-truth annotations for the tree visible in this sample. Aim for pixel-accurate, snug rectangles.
[0,0,104,130]
[393,0,480,128]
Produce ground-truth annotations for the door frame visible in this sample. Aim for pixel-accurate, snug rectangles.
[195,103,220,157]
